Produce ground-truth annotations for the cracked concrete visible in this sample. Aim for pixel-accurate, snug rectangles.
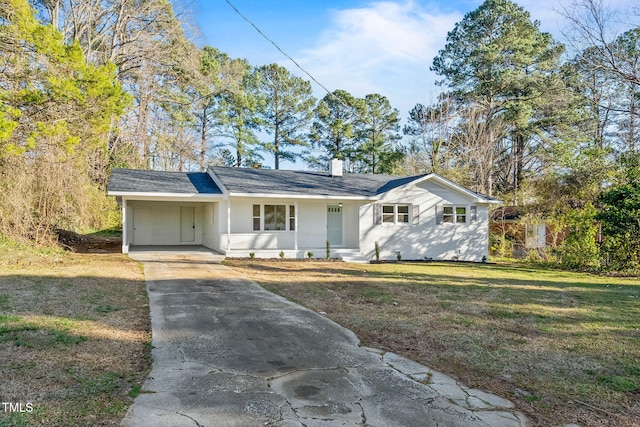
[122,248,530,427]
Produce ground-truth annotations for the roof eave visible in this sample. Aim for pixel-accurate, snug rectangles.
[228,192,377,201]
[389,173,503,204]
[107,191,225,201]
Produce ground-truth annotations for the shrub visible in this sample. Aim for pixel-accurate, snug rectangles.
[306,251,313,259]
[279,250,285,260]
[374,241,380,262]
[325,240,331,259]
[558,203,599,270]
[249,252,255,259]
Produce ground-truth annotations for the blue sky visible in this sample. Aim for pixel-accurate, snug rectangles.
[185,0,634,168]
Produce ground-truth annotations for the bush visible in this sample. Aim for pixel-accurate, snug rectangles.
[558,203,599,270]
[597,155,640,272]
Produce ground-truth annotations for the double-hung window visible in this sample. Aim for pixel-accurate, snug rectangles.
[289,205,295,231]
[439,205,473,224]
[381,204,411,224]
[252,205,261,230]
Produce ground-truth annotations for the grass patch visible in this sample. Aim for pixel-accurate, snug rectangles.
[128,384,142,399]
[0,250,150,427]
[225,259,640,427]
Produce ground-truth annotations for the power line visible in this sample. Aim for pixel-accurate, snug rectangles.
[224,0,370,124]
[224,0,334,96]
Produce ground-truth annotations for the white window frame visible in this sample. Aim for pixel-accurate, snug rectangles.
[441,205,468,224]
[381,204,411,225]
[252,204,295,231]
[288,205,295,231]
[252,204,260,231]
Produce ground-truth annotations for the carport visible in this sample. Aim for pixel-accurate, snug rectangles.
[107,169,224,253]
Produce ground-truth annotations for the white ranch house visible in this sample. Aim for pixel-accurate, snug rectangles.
[107,160,501,262]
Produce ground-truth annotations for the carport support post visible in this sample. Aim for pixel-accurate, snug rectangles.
[226,200,231,252]
[294,201,298,251]
[121,198,128,254]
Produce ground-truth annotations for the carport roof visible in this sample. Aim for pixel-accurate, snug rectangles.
[108,169,223,194]
[209,166,424,197]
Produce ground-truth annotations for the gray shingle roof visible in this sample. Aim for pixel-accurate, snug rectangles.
[209,166,424,197]
[107,166,499,203]
[107,169,222,194]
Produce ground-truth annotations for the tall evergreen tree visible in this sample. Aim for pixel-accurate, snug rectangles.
[255,64,315,169]
[432,0,580,202]
[193,47,247,171]
[306,89,363,171]
[354,93,402,174]
[215,62,263,168]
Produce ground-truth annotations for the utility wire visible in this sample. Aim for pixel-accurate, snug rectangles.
[224,0,370,124]
[224,0,333,96]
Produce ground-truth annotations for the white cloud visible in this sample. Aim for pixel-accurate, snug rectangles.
[293,0,635,119]
[294,1,463,116]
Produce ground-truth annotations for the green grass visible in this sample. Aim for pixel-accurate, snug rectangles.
[226,259,640,427]
[0,252,151,427]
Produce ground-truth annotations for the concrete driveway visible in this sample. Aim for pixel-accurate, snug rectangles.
[123,248,529,427]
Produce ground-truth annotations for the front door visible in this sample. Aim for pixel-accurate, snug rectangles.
[327,205,343,246]
[180,207,196,243]
[132,208,152,245]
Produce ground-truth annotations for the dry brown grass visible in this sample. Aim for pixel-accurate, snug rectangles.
[0,250,150,427]
[226,260,640,427]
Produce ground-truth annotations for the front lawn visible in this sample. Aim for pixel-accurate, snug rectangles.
[0,248,150,427]
[225,260,640,427]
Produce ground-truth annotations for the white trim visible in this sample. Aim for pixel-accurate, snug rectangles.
[441,204,469,224]
[226,202,231,252]
[121,198,129,254]
[381,203,411,225]
[396,174,503,204]
[107,191,225,201]
[294,201,298,250]
[228,192,377,201]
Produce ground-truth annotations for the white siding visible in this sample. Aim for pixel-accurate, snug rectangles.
[202,202,219,250]
[359,180,490,261]
[222,197,366,251]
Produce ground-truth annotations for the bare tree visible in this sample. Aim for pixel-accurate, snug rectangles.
[563,0,639,86]
[450,105,506,197]
[564,0,640,152]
